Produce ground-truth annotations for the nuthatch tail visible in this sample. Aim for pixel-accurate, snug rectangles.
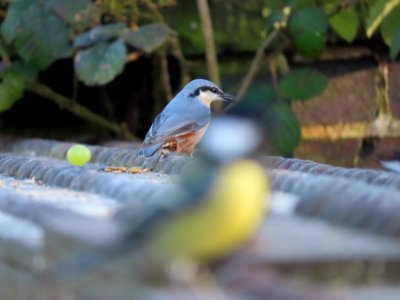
[139,79,235,157]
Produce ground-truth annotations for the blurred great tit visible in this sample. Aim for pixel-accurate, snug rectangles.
[51,117,269,280]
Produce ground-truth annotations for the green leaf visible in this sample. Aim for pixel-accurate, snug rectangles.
[366,0,400,38]
[122,23,170,53]
[0,86,15,112]
[10,61,39,80]
[234,84,301,155]
[279,69,327,100]
[265,9,283,29]
[390,29,400,59]
[74,23,127,48]
[2,2,72,70]
[329,9,359,43]
[323,0,342,14]
[235,85,277,117]
[0,61,38,81]
[45,0,93,24]
[380,7,400,46]
[15,9,71,69]
[285,0,316,8]
[1,0,36,44]
[262,0,281,9]
[0,71,25,112]
[288,7,328,58]
[0,39,7,58]
[3,72,24,99]
[268,102,301,155]
[75,39,127,86]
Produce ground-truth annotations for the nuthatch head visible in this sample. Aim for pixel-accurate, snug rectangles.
[139,79,236,157]
[184,79,236,106]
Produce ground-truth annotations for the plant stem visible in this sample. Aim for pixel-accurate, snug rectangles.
[196,0,220,87]
[26,81,137,140]
[139,0,164,22]
[168,36,190,87]
[152,55,166,116]
[72,74,78,102]
[138,0,189,89]
[126,52,141,63]
[236,29,280,101]
[160,50,173,100]
[0,35,10,67]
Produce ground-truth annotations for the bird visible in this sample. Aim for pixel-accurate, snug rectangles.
[50,117,269,280]
[139,79,236,157]
[148,159,268,262]
[120,117,268,263]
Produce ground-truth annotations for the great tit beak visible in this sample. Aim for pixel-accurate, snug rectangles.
[222,93,236,103]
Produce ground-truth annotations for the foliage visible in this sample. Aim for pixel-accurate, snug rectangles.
[0,71,24,112]
[240,68,325,155]
[366,0,400,38]
[1,0,87,69]
[288,7,328,57]
[0,0,399,154]
[238,85,302,155]
[75,39,127,86]
[0,0,172,110]
[251,0,400,155]
[264,0,400,58]
[278,69,327,101]
[122,23,171,53]
[73,23,128,48]
[329,8,359,43]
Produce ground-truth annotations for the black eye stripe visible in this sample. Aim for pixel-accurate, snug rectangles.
[189,86,221,98]
[201,86,219,93]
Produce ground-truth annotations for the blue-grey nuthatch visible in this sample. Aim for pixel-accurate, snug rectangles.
[139,79,235,157]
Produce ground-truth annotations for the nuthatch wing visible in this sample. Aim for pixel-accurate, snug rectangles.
[139,79,235,157]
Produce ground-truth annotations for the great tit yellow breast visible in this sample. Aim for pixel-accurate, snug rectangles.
[149,160,269,261]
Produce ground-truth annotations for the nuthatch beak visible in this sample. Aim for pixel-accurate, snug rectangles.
[221,92,236,103]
